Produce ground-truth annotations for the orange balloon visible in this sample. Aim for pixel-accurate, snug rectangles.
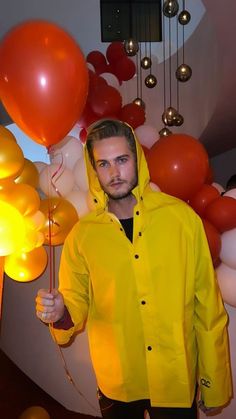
[7,183,40,216]
[0,20,89,147]
[0,125,16,142]
[15,158,39,188]
[4,246,48,282]
[40,197,78,245]
[147,134,209,201]
[0,136,24,180]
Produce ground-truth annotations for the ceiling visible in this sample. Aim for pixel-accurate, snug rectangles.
[0,0,235,158]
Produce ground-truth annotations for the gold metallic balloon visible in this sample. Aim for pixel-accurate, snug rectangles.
[141,56,152,70]
[7,183,40,216]
[40,197,78,246]
[0,125,16,142]
[162,107,178,126]
[159,127,172,137]
[124,39,139,56]
[145,74,157,88]
[178,10,191,25]
[19,406,50,419]
[15,158,39,188]
[163,0,179,18]
[0,135,24,180]
[176,64,192,82]
[133,97,146,110]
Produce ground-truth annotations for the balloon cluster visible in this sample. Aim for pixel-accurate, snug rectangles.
[139,132,236,308]
[78,42,146,139]
[0,126,48,282]
[35,134,92,246]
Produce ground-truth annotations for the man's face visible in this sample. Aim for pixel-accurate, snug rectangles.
[92,136,137,200]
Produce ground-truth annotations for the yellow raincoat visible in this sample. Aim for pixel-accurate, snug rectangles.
[52,133,232,407]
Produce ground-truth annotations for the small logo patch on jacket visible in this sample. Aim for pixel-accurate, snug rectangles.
[200,378,211,388]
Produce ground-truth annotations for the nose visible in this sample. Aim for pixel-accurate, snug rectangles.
[109,163,120,178]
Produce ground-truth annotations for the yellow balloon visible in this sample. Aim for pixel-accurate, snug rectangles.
[15,158,39,188]
[0,136,24,180]
[4,246,48,282]
[40,197,78,245]
[0,125,16,142]
[7,183,40,216]
[0,200,26,256]
[18,406,50,419]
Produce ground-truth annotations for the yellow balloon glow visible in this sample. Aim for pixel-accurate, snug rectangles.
[4,246,48,282]
[0,200,26,256]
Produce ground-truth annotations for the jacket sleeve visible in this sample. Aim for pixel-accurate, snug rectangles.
[193,216,232,407]
[50,226,90,345]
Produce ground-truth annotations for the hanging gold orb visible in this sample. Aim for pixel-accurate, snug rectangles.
[162,107,178,126]
[178,10,191,25]
[159,127,172,137]
[163,0,179,18]
[176,64,192,82]
[173,113,184,126]
[141,56,152,70]
[145,74,157,88]
[133,97,146,109]
[124,39,139,56]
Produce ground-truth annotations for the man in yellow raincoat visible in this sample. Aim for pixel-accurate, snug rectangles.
[36,119,232,418]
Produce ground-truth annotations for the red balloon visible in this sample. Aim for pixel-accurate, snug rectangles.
[112,57,136,81]
[77,102,98,129]
[0,21,89,148]
[79,128,87,144]
[120,103,146,129]
[205,166,214,184]
[106,42,126,65]
[202,219,221,265]
[147,134,209,201]
[87,50,107,71]
[89,85,122,117]
[189,184,220,217]
[204,196,236,233]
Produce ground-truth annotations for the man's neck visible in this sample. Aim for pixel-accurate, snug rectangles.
[108,194,137,219]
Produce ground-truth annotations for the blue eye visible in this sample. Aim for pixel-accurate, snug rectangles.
[98,161,109,168]
[118,157,128,164]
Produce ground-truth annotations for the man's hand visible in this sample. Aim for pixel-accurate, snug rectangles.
[35,288,65,323]
[198,400,222,414]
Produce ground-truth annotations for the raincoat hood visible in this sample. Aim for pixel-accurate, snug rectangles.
[84,123,150,212]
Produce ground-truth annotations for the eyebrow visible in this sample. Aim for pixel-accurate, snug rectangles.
[96,154,130,164]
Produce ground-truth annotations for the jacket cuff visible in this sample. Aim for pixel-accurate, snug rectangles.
[52,305,74,330]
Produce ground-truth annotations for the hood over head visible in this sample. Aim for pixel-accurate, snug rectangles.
[84,119,150,212]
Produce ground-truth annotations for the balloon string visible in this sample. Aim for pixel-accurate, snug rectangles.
[46,147,97,412]
[50,326,98,414]
[0,256,5,326]
[47,147,64,197]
